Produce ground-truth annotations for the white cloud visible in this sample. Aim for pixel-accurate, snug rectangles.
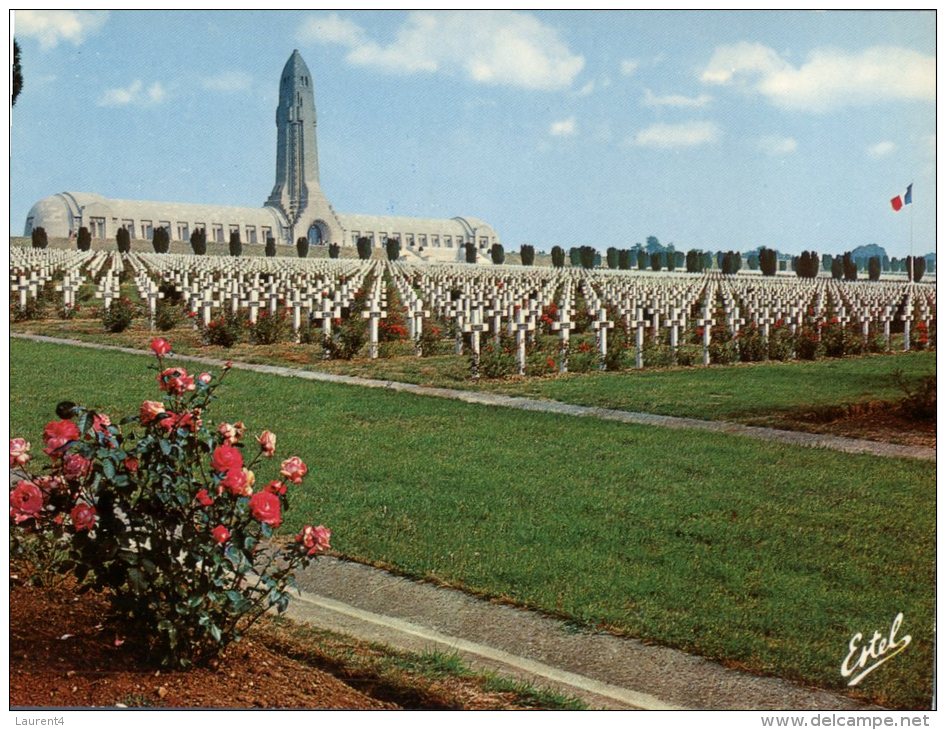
[631,121,720,149]
[642,88,712,108]
[549,117,577,137]
[298,11,584,91]
[758,135,798,155]
[620,59,640,77]
[97,80,168,107]
[701,42,934,111]
[867,141,896,158]
[14,10,107,49]
[201,71,253,93]
[577,80,596,97]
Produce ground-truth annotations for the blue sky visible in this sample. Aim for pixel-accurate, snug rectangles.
[10,10,935,256]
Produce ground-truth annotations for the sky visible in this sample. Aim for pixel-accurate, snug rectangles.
[9,9,936,257]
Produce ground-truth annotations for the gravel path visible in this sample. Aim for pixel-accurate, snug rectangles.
[13,333,934,462]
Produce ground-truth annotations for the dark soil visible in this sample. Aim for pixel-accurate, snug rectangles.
[9,577,542,710]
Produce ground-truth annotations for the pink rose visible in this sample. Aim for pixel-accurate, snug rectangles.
[9,438,31,468]
[139,400,165,425]
[218,422,242,445]
[10,481,44,522]
[157,367,195,396]
[212,525,230,544]
[43,420,80,458]
[33,475,66,497]
[195,489,213,507]
[70,502,97,531]
[221,467,253,497]
[256,430,276,457]
[198,372,212,385]
[62,453,91,482]
[150,338,172,357]
[249,491,282,527]
[280,456,307,485]
[211,444,243,473]
[296,525,332,556]
[92,413,112,433]
[264,480,286,496]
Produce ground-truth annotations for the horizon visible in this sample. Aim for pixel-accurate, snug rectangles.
[10,10,935,258]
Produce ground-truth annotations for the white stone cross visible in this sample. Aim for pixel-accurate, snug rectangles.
[507,306,534,376]
[591,308,614,370]
[462,307,489,379]
[696,308,714,366]
[362,301,388,359]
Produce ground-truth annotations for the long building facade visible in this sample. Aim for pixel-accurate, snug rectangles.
[24,50,500,262]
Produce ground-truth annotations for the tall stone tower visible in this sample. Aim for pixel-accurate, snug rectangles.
[266,50,343,245]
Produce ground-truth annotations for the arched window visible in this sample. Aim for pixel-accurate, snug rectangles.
[307,223,323,245]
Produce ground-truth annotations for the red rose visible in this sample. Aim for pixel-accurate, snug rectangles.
[150,338,172,357]
[70,502,97,531]
[195,489,213,507]
[124,457,139,473]
[198,372,212,385]
[221,467,253,497]
[10,481,44,522]
[62,453,91,482]
[9,438,31,468]
[157,367,195,396]
[139,400,165,425]
[249,491,282,527]
[256,430,276,457]
[212,525,230,544]
[280,456,307,485]
[296,525,331,556]
[264,480,286,496]
[211,444,243,473]
[43,420,80,458]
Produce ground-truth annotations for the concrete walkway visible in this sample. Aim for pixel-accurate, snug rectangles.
[286,557,873,711]
[13,333,935,461]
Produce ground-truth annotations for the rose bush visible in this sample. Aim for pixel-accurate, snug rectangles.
[9,337,331,667]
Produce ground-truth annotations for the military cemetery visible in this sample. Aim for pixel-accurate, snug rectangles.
[10,10,935,716]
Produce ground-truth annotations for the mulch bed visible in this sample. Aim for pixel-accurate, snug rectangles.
[10,578,395,709]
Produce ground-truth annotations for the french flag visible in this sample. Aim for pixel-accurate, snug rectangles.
[890,184,913,212]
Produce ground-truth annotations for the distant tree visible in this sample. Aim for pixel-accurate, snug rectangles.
[12,40,22,107]
[296,237,309,258]
[747,253,759,271]
[328,243,340,259]
[550,245,565,268]
[153,226,170,254]
[31,226,48,249]
[618,249,632,270]
[759,247,778,276]
[881,255,890,272]
[868,256,881,281]
[77,226,92,252]
[520,244,535,266]
[265,236,277,257]
[464,242,477,263]
[842,251,857,281]
[645,235,661,252]
[579,246,596,269]
[716,251,725,270]
[906,256,926,282]
[796,251,819,279]
[228,229,242,257]
[666,250,676,272]
[116,226,131,253]
[685,249,702,273]
[356,236,372,260]
[606,247,619,269]
[721,252,733,275]
[821,253,832,272]
[190,228,207,256]
[489,243,505,265]
[831,256,843,280]
[386,237,401,261]
[702,252,714,271]
[650,252,661,272]
[569,247,581,267]
[637,251,648,270]
[674,251,685,269]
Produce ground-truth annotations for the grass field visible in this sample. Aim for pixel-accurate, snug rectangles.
[11,318,935,423]
[10,338,935,708]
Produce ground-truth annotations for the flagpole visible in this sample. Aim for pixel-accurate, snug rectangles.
[909,187,914,285]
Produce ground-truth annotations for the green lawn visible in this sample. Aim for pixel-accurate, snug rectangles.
[11,320,934,423]
[10,338,935,708]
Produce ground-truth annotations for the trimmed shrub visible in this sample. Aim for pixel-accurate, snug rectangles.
[759,248,778,276]
[618,250,632,270]
[250,310,289,345]
[322,318,366,360]
[606,247,619,269]
[153,227,170,254]
[296,237,309,258]
[637,251,648,270]
[831,256,843,280]
[520,244,535,266]
[385,238,401,262]
[154,301,180,332]
[116,227,131,254]
[265,237,277,257]
[77,227,92,252]
[190,228,207,256]
[202,311,245,348]
[842,252,857,281]
[464,242,477,264]
[650,252,661,272]
[868,256,881,281]
[578,246,596,269]
[356,236,372,260]
[31,227,48,249]
[328,243,340,259]
[550,246,565,268]
[229,230,242,257]
[490,243,505,265]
